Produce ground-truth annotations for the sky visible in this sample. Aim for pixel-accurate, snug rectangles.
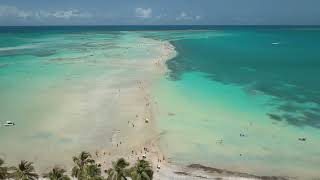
[0,0,319,26]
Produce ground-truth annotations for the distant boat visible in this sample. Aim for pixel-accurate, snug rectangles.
[272,42,280,45]
[3,121,15,126]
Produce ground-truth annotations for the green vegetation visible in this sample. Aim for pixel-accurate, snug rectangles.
[11,160,39,180]
[71,151,96,180]
[0,152,154,180]
[0,158,10,179]
[43,167,70,180]
[107,158,130,180]
[83,164,104,180]
[130,160,153,180]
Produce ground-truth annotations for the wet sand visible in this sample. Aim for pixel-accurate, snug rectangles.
[0,34,176,173]
[0,33,299,179]
[92,39,290,180]
[90,38,178,177]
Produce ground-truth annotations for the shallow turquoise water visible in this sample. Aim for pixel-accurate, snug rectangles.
[147,29,320,178]
[0,28,167,169]
[1,27,320,178]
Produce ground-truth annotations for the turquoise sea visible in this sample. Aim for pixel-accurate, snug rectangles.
[0,26,320,178]
[147,28,320,178]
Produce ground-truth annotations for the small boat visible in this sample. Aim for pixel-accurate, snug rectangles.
[272,42,280,45]
[4,121,15,126]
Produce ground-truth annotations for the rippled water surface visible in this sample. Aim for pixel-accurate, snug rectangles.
[1,27,320,178]
[148,28,320,178]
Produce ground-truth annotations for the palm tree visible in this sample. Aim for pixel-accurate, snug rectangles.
[43,167,70,180]
[0,158,10,179]
[71,151,95,180]
[130,160,153,180]
[84,164,104,180]
[107,158,129,180]
[11,160,39,180]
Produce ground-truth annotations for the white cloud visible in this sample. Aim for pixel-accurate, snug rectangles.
[135,8,152,18]
[176,12,202,21]
[0,5,32,19]
[38,9,92,19]
[51,9,91,19]
[176,12,192,21]
[0,5,92,20]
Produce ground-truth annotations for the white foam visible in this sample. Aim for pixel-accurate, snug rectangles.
[0,45,36,52]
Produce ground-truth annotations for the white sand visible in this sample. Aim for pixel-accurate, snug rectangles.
[92,39,262,180]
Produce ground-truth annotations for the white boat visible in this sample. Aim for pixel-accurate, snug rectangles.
[272,42,280,45]
[4,121,15,126]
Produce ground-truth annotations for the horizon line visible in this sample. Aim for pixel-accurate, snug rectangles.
[0,24,320,27]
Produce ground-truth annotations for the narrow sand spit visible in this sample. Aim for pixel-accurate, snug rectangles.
[92,37,177,175]
[92,38,289,180]
[0,35,288,179]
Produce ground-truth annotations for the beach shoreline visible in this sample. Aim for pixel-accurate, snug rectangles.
[91,37,177,177]
[0,33,176,174]
[92,37,290,180]
[0,31,307,179]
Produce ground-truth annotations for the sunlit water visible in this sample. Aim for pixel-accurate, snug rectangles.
[0,27,320,178]
[0,27,168,170]
[147,28,320,179]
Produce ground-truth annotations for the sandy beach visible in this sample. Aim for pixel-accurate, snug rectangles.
[1,0,320,179]
[91,38,177,177]
[0,33,177,174]
[90,38,289,180]
[1,29,319,180]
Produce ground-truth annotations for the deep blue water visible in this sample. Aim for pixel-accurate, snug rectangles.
[1,26,320,177]
[1,26,319,129]
[165,28,320,128]
[1,25,320,33]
